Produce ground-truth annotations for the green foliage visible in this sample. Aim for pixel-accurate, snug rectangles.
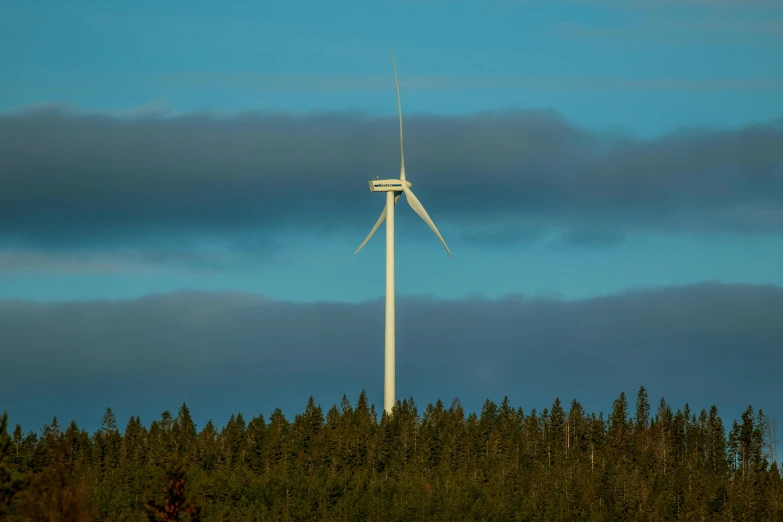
[145,456,201,521]
[1,411,29,516]
[1,392,781,521]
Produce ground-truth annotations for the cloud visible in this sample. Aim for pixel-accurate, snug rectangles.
[556,228,627,248]
[1,106,782,255]
[553,19,783,43]
[401,0,783,7]
[560,0,783,7]
[1,282,781,434]
[592,0,781,6]
[0,247,256,274]
[456,223,543,246]
[157,72,783,92]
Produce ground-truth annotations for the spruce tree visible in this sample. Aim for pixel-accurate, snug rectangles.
[549,398,566,458]
[4,390,781,519]
[608,391,630,455]
[101,407,118,433]
[145,458,201,521]
[636,386,650,432]
[1,411,28,515]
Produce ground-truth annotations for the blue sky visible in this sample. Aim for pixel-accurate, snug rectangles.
[2,0,782,134]
[1,0,782,443]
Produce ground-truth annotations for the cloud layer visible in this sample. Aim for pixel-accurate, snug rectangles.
[2,282,781,433]
[1,106,782,251]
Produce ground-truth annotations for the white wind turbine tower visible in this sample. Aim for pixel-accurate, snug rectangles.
[354,49,452,416]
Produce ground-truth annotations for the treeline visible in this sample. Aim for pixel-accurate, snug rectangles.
[1,387,781,521]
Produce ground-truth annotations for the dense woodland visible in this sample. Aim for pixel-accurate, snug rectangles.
[1,387,781,521]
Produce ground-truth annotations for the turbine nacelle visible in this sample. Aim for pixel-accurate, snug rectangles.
[369,179,412,192]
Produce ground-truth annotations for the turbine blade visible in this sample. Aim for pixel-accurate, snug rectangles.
[390,49,406,181]
[354,195,402,255]
[402,186,452,259]
[354,205,387,255]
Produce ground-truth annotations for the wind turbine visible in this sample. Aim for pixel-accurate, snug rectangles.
[354,49,452,416]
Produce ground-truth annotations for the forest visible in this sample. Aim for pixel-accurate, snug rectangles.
[1,386,781,521]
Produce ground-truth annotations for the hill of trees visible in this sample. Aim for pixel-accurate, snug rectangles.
[1,386,781,521]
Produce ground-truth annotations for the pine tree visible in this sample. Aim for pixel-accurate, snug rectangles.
[706,405,728,477]
[753,409,768,473]
[195,420,218,472]
[4,390,779,519]
[174,403,197,461]
[16,455,94,522]
[145,458,201,521]
[101,407,118,433]
[266,408,289,470]
[1,411,28,515]
[608,391,630,455]
[549,398,566,459]
[635,386,650,432]
[654,397,673,475]
[567,399,585,460]
[740,406,755,479]
[635,387,651,462]
[728,420,741,477]
[247,413,267,475]
[11,424,23,465]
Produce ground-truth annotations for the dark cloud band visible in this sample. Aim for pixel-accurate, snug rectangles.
[1,106,782,248]
[1,282,781,434]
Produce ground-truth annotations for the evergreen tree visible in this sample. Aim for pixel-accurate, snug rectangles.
[2,391,780,520]
[101,407,118,433]
[754,408,768,473]
[549,398,566,459]
[145,458,201,521]
[174,403,197,460]
[567,399,585,460]
[740,405,756,478]
[635,386,650,432]
[247,413,266,475]
[654,397,673,475]
[1,412,28,516]
[608,391,630,455]
[11,424,22,464]
[728,420,741,476]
